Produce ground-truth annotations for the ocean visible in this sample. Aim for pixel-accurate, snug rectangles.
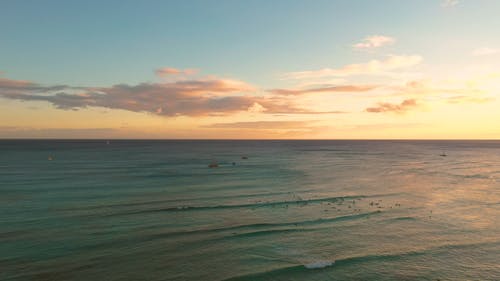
[1,140,499,280]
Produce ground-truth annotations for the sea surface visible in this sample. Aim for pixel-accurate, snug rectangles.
[1,140,499,281]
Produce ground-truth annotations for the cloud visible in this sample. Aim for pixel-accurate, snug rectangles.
[441,0,458,8]
[365,99,418,113]
[270,84,378,95]
[0,77,34,89]
[282,55,422,80]
[0,75,336,116]
[1,79,251,116]
[472,47,500,56]
[352,123,424,130]
[155,67,198,77]
[389,79,494,103]
[353,35,395,50]
[271,111,347,115]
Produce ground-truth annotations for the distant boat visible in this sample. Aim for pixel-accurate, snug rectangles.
[439,152,447,157]
[241,156,248,160]
[208,161,219,168]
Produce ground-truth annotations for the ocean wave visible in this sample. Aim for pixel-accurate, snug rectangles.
[146,211,382,242]
[388,216,417,221]
[222,260,342,281]
[222,240,500,280]
[57,190,292,212]
[227,228,313,239]
[462,173,492,179]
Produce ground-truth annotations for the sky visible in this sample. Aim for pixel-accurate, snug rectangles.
[1,0,500,139]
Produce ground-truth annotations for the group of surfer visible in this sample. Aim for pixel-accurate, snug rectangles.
[209,156,248,168]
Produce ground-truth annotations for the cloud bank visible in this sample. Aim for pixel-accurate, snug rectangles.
[0,75,334,116]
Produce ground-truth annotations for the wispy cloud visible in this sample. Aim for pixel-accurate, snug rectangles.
[389,79,493,102]
[353,35,395,50]
[202,120,328,138]
[472,47,500,56]
[282,55,422,80]
[365,99,418,113]
[155,67,198,77]
[270,84,378,95]
[446,95,494,104]
[351,123,424,130]
[204,121,312,129]
[441,0,459,8]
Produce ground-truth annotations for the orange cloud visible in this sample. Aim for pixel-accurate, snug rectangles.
[365,99,418,113]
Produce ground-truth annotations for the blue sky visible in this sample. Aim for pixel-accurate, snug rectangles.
[3,0,498,86]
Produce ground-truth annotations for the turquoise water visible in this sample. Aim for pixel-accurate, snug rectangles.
[1,140,499,280]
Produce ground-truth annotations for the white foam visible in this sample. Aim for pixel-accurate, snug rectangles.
[304,260,334,269]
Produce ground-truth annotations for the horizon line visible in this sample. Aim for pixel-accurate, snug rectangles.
[1,138,500,141]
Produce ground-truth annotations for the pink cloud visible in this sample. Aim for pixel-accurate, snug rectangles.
[0,77,36,89]
[155,67,198,77]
